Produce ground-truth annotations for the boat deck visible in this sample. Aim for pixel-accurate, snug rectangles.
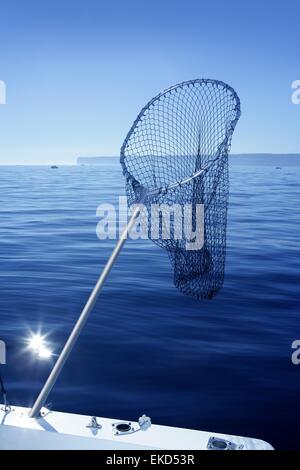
[0,405,273,450]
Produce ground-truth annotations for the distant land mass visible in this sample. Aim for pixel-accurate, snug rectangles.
[77,156,115,165]
[77,154,300,166]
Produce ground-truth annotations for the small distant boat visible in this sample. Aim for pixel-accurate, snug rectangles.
[276,167,281,169]
[51,165,58,169]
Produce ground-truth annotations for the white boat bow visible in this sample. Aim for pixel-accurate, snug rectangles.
[0,405,273,450]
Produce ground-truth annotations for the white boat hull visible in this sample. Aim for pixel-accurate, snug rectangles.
[0,405,273,450]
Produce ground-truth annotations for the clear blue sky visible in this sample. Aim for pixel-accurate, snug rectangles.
[0,0,299,164]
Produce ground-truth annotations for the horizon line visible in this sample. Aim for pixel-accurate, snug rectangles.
[1,153,300,166]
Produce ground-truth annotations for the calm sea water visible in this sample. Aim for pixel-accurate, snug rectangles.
[0,157,299,449]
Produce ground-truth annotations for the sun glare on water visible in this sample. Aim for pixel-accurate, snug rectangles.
[27,333,53,360]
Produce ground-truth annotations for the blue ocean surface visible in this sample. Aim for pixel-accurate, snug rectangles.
[0,156,299,449]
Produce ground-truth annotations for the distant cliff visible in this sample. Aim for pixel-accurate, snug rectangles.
[77,156,118,165]
[77,154,300,166]
[229,154,300,166]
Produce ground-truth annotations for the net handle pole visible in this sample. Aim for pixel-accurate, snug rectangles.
[29,205,141,419]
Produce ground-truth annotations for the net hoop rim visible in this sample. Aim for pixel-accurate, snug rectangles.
[120,78,241,197]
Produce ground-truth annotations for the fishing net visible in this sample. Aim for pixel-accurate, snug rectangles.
[120,79,241,299]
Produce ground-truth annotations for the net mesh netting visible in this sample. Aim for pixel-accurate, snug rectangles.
[120,79,241,299]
